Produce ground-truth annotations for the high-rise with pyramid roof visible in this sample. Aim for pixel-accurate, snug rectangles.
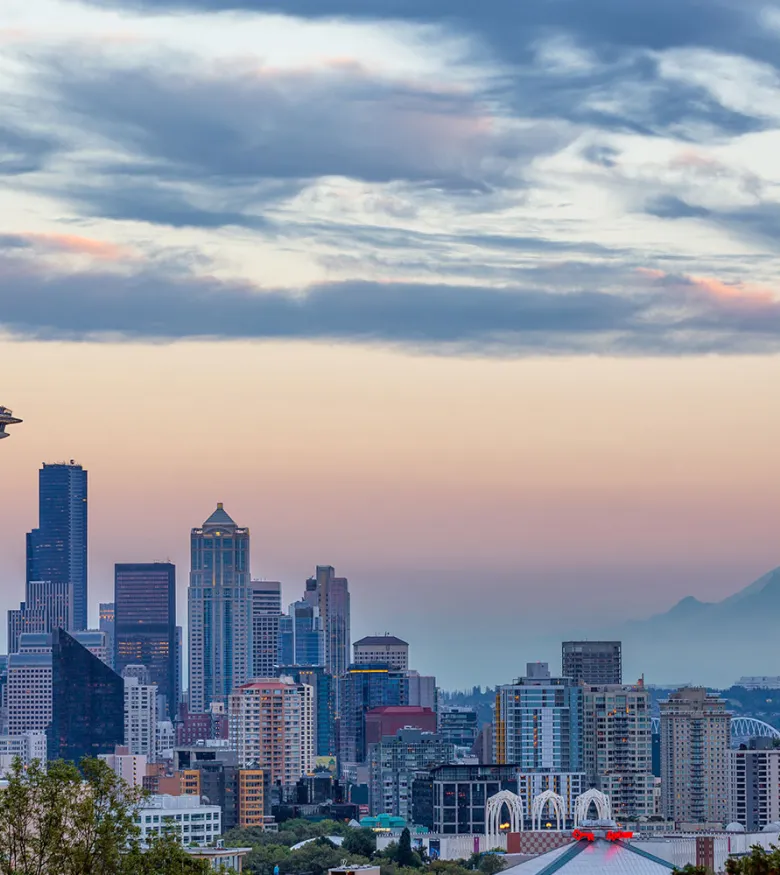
[188,504,250,712]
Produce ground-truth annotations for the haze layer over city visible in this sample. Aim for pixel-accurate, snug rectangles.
[3,0,780,689]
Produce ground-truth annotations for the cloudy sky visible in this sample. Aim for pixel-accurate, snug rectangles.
[2,0,780,686]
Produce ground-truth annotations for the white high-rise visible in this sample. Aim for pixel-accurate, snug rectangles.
[229,677,314,785]
[124,672,158,758]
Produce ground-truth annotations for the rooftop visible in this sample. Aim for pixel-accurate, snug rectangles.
[202,502,238,529]
[355,635,409,647]
[505,838,675,875]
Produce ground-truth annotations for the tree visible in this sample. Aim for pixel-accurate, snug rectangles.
[673,866,712,875]
[342,828,377,859]
[0,757,212,875]
[724,843,780,874]
[478,854,506,875]
[395,829,420,869]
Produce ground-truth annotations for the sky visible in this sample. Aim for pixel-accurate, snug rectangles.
[2,0,780,688]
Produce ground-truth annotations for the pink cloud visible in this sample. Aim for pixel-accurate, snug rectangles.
[23,233,131,261]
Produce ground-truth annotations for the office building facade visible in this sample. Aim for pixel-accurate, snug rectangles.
[188,505,250,711]
[494,663,582,772]
[115,563,177,717]
[304,566,350,696]
[426,764,522,835]
[8,580,74,654]
[133,795,221,847]
[660,687,732,824]
[0,731,47,768]
[26,462,88,630]
[48,629,125,764]
[250,580,282,679]
[279,601,324,667]
[278,665,335,757]
[338,664,409,767]
[99,602,116,669]
[731,739,780,831]
[582,683,654,820]
[368,728,454,820]
[439,707,479,748]
[6,652,52,734]
[562,641,622,685]
[229,678,315,786]
[124,672,159,759]
[354,635,409,671]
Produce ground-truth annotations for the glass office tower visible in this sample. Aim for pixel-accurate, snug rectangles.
[27,462,88,630]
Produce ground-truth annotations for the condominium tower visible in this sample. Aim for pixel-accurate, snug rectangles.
[249,580,282,678]
[582,683,654,820]
[228,678,314,785]
[494,662,582,772]
[188,505,250,711]
[660,687,731,824]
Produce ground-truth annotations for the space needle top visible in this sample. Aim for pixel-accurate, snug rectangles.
[0,407,22,439]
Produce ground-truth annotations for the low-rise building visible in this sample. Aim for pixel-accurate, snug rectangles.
[133,795,221,847]
[0,731,47,770]
[731,739,780,831]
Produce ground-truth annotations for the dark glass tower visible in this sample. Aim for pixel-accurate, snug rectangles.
[49,628,124,763]
[115,563,177,716]
[27,462,88,630]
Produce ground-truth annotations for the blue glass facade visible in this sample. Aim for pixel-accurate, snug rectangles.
[338,663,408,766]
[115,563,177,716]
[495,663,582,772]
[278,601,324,667]
[27,462,88,630]
[49,628,124,763]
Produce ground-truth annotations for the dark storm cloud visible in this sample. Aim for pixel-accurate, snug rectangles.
[0,124,58,175]
[1,253,779,355]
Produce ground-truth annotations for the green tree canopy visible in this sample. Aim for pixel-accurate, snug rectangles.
[341,828,376,858]
[0,757,213,875]
[724,842,780,874]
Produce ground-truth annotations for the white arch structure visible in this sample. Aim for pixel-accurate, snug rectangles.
[573,788,612,827]
[485,790,524,844]
[531,790,565,831]
[651,715,780,747]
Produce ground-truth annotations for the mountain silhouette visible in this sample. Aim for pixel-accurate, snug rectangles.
[617,568,780,688]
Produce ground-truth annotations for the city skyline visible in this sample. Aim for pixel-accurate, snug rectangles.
[3,0,780,690]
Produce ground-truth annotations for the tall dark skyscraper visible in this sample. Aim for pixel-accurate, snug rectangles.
[562,640,622,685]
[115,562,177,716]
[27,462,88,630]
[49,628,124,763]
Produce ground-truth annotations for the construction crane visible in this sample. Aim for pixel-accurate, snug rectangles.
[0,406,22,440]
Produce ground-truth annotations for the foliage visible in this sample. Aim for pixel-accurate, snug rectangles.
[477,854,506,875]
[673,866,712,875]
[0,757,213,875]
[341,828,377,858]
[395,830,422,869]
[724,842,780,874]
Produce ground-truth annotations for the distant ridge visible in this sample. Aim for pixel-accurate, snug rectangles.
[616,567,780,688]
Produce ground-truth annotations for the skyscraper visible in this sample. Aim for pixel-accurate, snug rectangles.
[188,505,250,712]
[278,665,335,757]
[49,628,124,763]
[99,602,116,670]
[279,601,324,667]
[304,566,350,695]
[27,462,88,630]
[494,662,583,772]
[582,682,654,820]
[7,580,73,654]
[249,580,282,678]
[660,687,731,825]
[229,678,314,785]
[338,663,408,767]
[123,670,158,759]
[562,641,622,685]
[115,563,177,716]
[354,635,409,670]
